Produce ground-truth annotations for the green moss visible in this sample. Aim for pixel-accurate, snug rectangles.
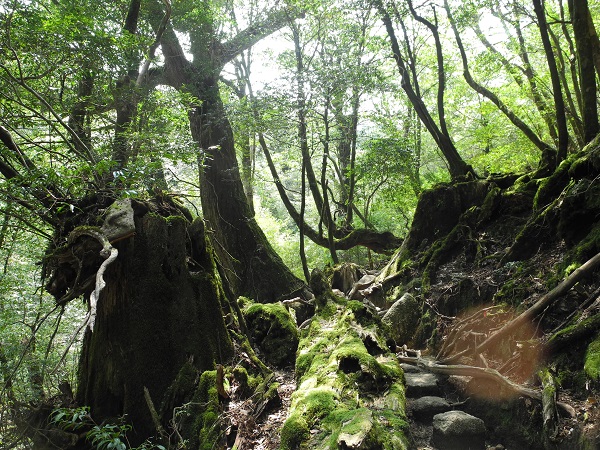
[172,369,223,450]
[243,302,299,367]
[197,370,221,450]
[318,406,409,450]
[284,296,409,449]
[245,302,298,336]
[571,225,600,264]
[551,225,600,283]
[237,296,252,308]
[229,329,271,375]
[232,366,257,399]
[411,310,435,348]
[280,414,310,450]
[533,157,573,210]
[346,300,383,328]
[584,336,600,381]
[160,360,199,418]
[477,185,501,224]
[164,215,186,225]
[294,386,338,420]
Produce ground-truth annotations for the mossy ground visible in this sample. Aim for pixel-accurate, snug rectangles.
[281,294,409,450]
[585,336,600,382]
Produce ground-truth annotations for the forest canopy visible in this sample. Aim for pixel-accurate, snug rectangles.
[1,0,600,448]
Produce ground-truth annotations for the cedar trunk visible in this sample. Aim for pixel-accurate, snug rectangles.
[188,80,306,302]
[76,211,233,444]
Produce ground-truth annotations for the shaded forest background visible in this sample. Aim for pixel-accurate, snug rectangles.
[2,0,600,448]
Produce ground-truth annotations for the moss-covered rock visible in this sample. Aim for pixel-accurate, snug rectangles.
[243,301,299,368]
[382,292,421,346]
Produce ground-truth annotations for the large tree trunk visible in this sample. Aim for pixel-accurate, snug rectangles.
[571,0,600,143]
[189,80,306,302]
[74,205,234,444]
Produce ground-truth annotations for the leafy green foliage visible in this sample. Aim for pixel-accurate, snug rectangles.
[50,406,166,450]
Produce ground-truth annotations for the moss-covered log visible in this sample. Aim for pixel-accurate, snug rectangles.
[281,273,409,449]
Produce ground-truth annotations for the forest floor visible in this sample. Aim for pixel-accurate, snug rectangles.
[228,173,600,448]
[225,242,600,449]
[227,368,296,449]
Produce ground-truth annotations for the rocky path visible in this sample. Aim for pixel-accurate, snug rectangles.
[402,362,504,450]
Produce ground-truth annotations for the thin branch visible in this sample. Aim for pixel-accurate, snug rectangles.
[136,0,171,87]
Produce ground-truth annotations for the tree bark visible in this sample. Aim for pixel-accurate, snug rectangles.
[533,0,569,162]
[188,83,306,302]
[571,0,600,143]
[71,207,234,445]
[154,7,308,302]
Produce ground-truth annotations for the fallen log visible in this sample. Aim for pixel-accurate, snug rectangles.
[281,275,410,449]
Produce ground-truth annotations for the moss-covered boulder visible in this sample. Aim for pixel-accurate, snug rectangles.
[382,292,421,346]
[282,295,410,449]
[243,301,299,368]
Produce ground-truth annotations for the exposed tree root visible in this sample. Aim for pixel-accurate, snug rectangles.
[397,356,576,418]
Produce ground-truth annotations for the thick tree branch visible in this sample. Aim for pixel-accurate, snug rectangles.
[124,0,141,34]
[375,0,472,179]
[533,0,569,162]
[407,0,449,137]
[136,0,171,87]
[221,7,304,65]
[0,63,97,164]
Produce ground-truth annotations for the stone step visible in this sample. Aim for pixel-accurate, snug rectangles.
[404,372,442,398]
[408,396,452,422]
[431,410,486,450]
[400,362,423,374]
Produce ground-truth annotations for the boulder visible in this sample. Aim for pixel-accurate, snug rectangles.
[243,302,299,368]
[399,363,422,374]
[382,293,421,345]
[432,410,486,450]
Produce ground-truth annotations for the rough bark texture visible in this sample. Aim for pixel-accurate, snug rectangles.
[189,83,306,302]
[379,180,492,280]
[572,0,600,143]
[75,208,233,444]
